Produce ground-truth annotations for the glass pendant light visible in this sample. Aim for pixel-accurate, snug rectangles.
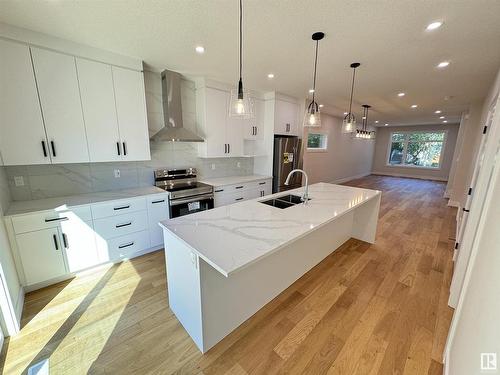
[229,0,253,118]
[341,62,360,134]
[303,32,325,128]
[353,104,373,140]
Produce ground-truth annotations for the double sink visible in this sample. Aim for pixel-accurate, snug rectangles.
[260,194,310,209]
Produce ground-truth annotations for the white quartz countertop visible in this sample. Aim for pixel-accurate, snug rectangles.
[199,174,272,187]
[160,182,381,277]
[5,186,166,216]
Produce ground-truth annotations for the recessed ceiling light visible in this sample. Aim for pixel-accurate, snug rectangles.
[397,92,405,97]
[411,104,418,108]
[440,116,445,119]
[437,61,450,68]
[267,73,274,79]
[375,120,379,123]
[384,123,389,126]
[426,21,443,31]
[435,110,442,114]
[319,104,324,108]
[195,46,205,54]
[309,89,315,93]
[443,120,448,123]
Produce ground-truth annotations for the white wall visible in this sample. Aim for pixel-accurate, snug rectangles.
[302,113,375,184]
[372,123,460,181]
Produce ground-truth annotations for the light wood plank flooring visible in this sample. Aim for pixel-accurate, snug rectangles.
[0,175,456,374]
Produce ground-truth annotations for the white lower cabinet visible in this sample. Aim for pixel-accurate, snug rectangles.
[97,230,150,263]
[16,227,67,285]
[61,219,99,273]
[147,194,169,247]
[213,178,272,208]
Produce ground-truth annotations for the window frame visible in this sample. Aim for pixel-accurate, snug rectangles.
[306,132,329,152]
[385,129,448,170]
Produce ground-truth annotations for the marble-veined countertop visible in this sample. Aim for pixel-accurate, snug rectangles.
[199,174,272,187]
[5,186,166,216]
[160,182,381,277]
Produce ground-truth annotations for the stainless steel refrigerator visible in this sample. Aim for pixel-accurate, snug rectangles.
[273,136,303,193]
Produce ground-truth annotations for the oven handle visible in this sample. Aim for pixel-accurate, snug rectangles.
[169,193,214,206]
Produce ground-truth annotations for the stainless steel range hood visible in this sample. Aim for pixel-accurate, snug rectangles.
[150,70,204,142]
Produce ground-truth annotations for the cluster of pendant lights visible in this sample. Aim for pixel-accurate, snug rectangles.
[228,1,375,141]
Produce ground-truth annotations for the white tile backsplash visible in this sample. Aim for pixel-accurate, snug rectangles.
[0,166,12,210]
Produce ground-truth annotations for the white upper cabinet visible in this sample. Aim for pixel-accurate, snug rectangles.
[274,99,299,136]
[0,39,49,165]
[112,66,151,161]
[31,47,90,163]
[244,98,265,140]
[76,58,122,162]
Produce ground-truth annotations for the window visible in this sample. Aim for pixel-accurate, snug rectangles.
[307,133,328,151]
[388,131,446,168]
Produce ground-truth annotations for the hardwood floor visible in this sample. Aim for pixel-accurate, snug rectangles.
[0,175,456,374]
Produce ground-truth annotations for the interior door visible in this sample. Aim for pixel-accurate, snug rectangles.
[112,66,151,161]
[31,47,90,163]
[76,58,122,162]
[0,39,49,165]
[16,228,67,285]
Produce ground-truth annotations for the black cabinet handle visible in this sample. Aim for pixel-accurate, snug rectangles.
[258,182,266,185]
[214,189,224,193]
[53,234,59,250]
[113,205,130,211]
[255,126,257,136]
[116,222,132,228]
[45,217,68,223]
[228,144,230,153]
[118,241,134,249]
[224,144,227,154]
[50,141,56,157]
[123,142,127,156]
[151,199,165,204]
[62,233,69,249]
[117,142,121,155]
[235,197,244,201]
[41,141,48,157]
[235,186,244,189]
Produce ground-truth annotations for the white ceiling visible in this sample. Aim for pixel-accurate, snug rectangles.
[1,0,499,127]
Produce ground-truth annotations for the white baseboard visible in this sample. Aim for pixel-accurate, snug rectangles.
[330,172,371,184]
[447,200,460,207]
[371,171,448,182]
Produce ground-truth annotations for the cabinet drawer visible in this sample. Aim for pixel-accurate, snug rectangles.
[213,182,249,194]
[147,194,169,247]
[91,197,146,219]
[93,210,148,240]
[248,179,271,190]
[11,205,92,234]
[97,230,150,262]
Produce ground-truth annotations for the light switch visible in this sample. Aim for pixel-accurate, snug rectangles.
[114,169,121,178]
[14,176,24,186]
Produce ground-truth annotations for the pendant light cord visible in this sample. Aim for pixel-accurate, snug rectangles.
[312,39,319,102]
[348,67,356,115]
[239,0,242,81]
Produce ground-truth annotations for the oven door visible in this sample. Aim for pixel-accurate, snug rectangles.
[169,193,214,218]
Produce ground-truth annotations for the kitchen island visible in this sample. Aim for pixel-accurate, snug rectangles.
[159,182,381,352]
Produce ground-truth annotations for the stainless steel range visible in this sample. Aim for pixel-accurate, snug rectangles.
[154,168,214,218]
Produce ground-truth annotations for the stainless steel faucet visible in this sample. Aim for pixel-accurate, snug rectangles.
[285,169,309,204]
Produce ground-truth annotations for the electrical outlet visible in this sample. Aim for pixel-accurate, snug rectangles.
[211,164,216,170]
[14,176,24,186]
[237,162,241,168]
[114,169,121,178]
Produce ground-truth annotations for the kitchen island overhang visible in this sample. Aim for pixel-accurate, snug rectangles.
[160,182,381,352]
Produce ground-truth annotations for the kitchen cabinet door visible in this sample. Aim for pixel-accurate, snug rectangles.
[147,195,169,247]
[76,58,122,162]
[31,47,90,163]
[244,98,265,140]
[0,39,49,165]
[274,99,298,136]
[112,67,151,161]
[204,88,228,157]
[16,228,67,285]
[60,219,99,273]
[226,116,244,157]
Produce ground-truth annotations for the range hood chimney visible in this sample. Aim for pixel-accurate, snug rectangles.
[150,70,204,142]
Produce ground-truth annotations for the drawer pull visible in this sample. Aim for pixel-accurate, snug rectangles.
[151,199,165,204]
[45,217,68,223]
[258,182,266,185]
[214,189,224,193]
[116,222,132,228]
[62,233,69,249]
[53,234,59,250]
[235,197,244,201]
[118,241,135,249]
[113,205,130,211]
[235,186,244,189]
